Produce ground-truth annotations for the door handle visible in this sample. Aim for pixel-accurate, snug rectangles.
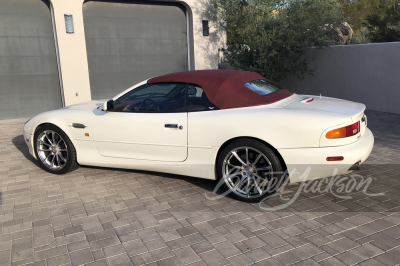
[165,124,183,130]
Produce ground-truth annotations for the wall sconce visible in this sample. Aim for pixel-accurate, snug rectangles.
[64,14,74,34]
[202,20,209,36]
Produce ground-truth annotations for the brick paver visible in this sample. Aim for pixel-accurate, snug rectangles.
[0,110,399,266]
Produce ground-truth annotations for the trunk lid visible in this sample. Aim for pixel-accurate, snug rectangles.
[283,95,365,121]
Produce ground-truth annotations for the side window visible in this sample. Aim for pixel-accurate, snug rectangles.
[113,83,186,113]
[187,85,217,112]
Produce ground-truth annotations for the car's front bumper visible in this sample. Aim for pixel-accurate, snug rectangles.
[279,128,374,183]
[23,133,36,159]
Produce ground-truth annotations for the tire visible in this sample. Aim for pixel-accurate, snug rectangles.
[34,124,79,175]
[216,139,285,203]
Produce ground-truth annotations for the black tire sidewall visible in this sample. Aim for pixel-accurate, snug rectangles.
[216,139,284,203]
[34,124,77,175]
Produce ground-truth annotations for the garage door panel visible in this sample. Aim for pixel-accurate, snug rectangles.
[87,54,187,75]
[84,1,185,20]
[84,1,188,100]
[83,17,186,40]
[86,38,187,57]
[0,14,54,37]
[0,75,61,96]
[0,0,51,15]
[0,0,62,120]
[0,56,58,76]
[0,37,57,57]
[0,94,60,119]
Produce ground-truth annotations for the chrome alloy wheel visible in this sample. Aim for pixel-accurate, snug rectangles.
[36,130,68,171]
[222,147,273,199]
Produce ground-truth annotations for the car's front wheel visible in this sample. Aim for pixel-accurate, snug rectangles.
[217,139,285,203]
[34,124,78,174]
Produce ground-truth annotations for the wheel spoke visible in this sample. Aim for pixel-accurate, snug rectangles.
[254,173,269,187]
[246,148,249,165]
[42,152,51,162]
[224,172,241,180]
[56,155,61,167]
[255,166,271,171]
[246,176,250,197]
[58,153,67,163]
[39,139,51,147]
[45,133,53,145]
[59,149,67,152]
[39,148,51,152]
[232,151,246,166]
[233,175,247,191]
[226,162,241,169]
[252,177,263,195]
[52,132,56,146]
[50,155,55,169]
[224,165,241,179]
[253,153,262,165]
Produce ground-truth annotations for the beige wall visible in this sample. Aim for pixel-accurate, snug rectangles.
[50,0,225,106]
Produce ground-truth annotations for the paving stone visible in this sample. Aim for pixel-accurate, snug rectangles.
[63,225,83,236]
[213,240,242,258]
[173,247,202,265]
[157,256,183,266]
[198,250,229,266]
[107,253,132,266]
[122,239,147,257]
[11,248,33,262]
[12,236,33,252]
[35,246,68,261]
[46,254,70,266]
[141,247,174,264]
[227,254,253,266]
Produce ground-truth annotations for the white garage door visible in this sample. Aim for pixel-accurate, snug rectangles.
[83,1,189,100]
[0,0,62,120]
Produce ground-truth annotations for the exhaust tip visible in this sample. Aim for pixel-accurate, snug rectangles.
[348,162,360,171]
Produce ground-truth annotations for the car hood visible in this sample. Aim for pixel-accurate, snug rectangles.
[283,95,365,120]
[63,100,106,110]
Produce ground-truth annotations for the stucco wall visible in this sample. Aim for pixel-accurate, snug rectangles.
[281,42,400,114]
[50,0,224,106]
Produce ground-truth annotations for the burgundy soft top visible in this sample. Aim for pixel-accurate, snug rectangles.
[147,70,294,109]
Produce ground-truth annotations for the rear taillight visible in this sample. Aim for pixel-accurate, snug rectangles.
[326,121,360,139]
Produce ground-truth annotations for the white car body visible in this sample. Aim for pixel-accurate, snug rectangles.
[23,78,374,183]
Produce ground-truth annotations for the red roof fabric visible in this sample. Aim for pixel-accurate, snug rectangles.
[147,70,294,109]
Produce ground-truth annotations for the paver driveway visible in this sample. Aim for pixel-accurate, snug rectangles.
[0,110,399,266]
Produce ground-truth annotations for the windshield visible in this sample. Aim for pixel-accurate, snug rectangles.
[244,79,284,96]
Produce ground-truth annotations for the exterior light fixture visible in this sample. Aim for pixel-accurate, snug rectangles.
[202,20,209,36]
[64,14,74,34]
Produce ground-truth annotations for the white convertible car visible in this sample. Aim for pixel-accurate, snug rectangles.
[23,70,374,202]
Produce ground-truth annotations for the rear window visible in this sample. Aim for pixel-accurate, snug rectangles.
[244,79,284,96]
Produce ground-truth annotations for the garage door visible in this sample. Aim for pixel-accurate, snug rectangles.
[0,0,62,120]
[83,1,188,100]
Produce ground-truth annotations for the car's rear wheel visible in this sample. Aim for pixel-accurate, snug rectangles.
[217,139,285,203]
[34,124,78,174]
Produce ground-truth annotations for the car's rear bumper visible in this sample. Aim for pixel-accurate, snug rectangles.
[279,128,374,183]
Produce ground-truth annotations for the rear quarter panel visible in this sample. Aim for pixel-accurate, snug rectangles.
[188,106,352,150]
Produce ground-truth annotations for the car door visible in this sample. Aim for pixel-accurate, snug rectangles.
[92,83,188,162]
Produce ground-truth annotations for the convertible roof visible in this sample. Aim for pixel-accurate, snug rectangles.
[147,70,294,109]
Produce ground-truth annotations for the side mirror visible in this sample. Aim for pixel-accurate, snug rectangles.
[188,87,197,96]
[103,100,114,111]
